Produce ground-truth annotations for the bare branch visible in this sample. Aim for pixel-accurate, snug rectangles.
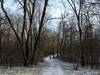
[1,0,22,46]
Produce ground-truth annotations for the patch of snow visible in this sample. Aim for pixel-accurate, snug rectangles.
[0,57,100,75]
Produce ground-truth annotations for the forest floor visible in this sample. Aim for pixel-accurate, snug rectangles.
[0,56,100,75]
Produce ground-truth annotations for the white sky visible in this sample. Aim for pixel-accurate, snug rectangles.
[4,0,66,16]
[46,0,71,31]
[4,0,99,31]
[6,0,93,31]
[4,0,68,31]
[4,0,18,12]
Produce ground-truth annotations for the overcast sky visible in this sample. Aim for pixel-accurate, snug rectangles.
[4,0,68,31]
[4,0,66,16]
[4,0,99,31]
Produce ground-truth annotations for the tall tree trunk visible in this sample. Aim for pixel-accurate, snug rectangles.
[31,0,48,64]
[0,13,1,52]
[77,17,84,67]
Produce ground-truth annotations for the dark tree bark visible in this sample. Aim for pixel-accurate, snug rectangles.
[67,0,85,67]
[0,13,1,52]
[31,0,48,64]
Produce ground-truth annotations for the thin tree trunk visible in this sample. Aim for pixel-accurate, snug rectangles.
[31,0,48,64]
[78,17,84,67]
[0,13,1,52]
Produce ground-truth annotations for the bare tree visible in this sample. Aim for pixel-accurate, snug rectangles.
[1,0,49,65]
[31,0,49,64]
[67,0,85,67]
